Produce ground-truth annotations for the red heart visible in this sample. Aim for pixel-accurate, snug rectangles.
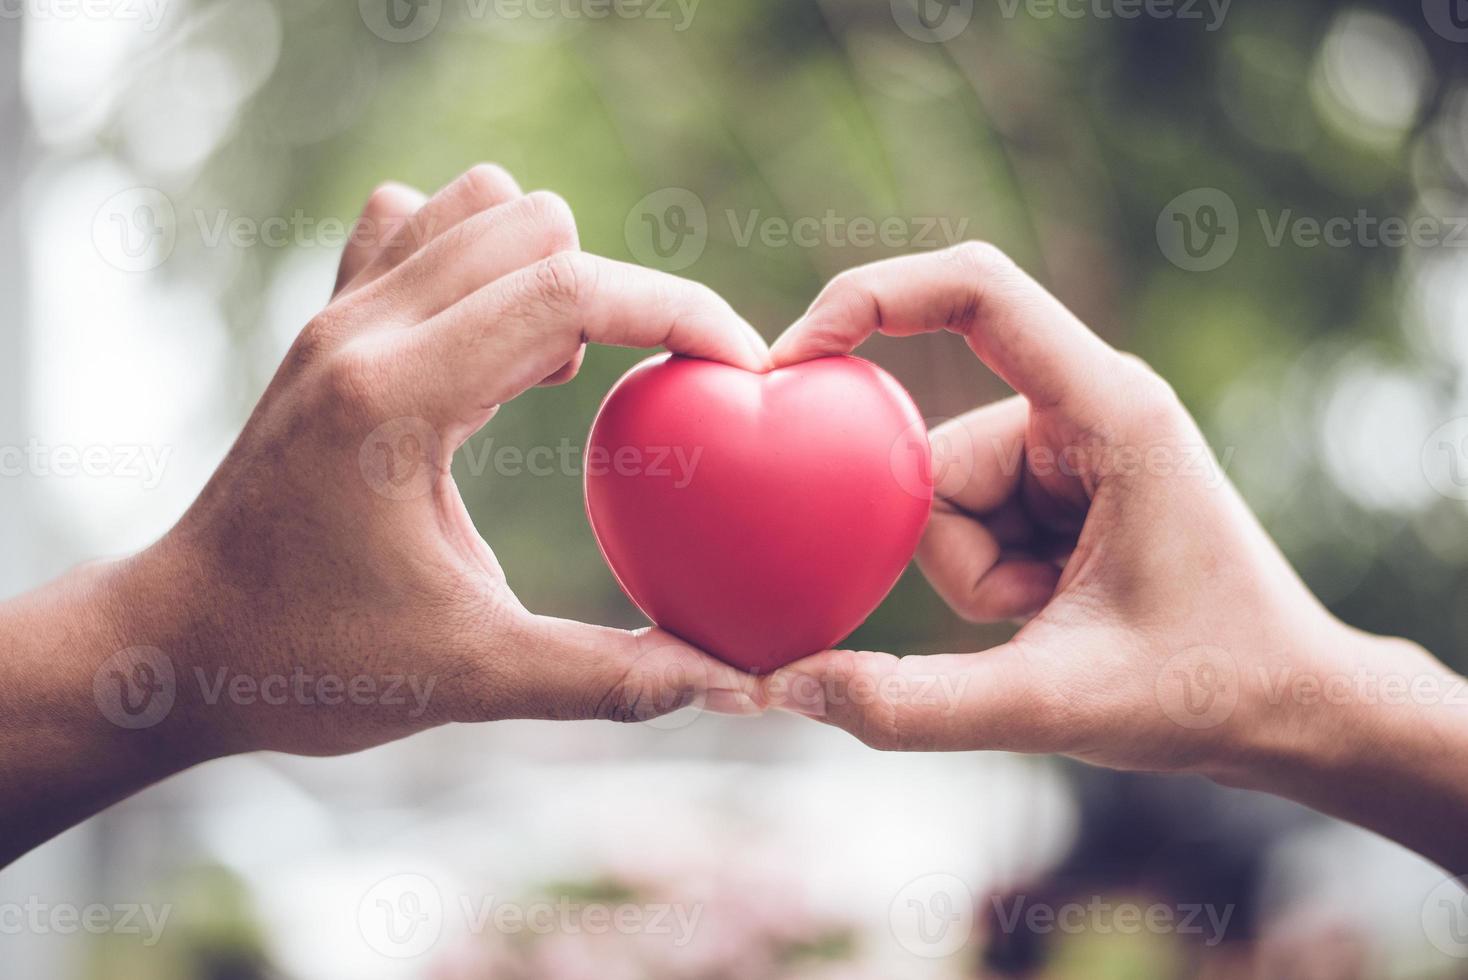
[585,354,932,674]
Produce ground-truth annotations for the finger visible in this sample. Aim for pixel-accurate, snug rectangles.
[770,243,1125,415]
[916,396,1059,621]
[508,619,763,722]
[334,182,426,297]
[364,190,580,324]
[759,646,1062,752]
[928,395,1028,512]
[399,252,770,430]
[537,344,586,387]
[346,163,523,292]
[917,504,1060,622]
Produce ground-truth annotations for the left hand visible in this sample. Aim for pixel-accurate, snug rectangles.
[117,165,771,757]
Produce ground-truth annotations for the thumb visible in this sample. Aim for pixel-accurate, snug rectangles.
[508,617,764,723]
[759,645,1064,752]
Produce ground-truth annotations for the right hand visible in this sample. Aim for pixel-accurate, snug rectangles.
[761,244,1468,871]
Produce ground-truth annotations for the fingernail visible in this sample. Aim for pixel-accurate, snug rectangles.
[704,689,763,717]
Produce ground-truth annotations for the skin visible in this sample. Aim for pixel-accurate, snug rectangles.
[1,173,1463,878]
[0,166,766,866]
[759,243,1468,876]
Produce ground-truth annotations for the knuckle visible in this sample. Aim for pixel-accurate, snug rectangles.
[320,344,384,413]
[289,314,339,369]
[363,182,405,219]
[949,240,1015,277]
[522,190,579,253]
[531,251,591,311]
[1118,353,1186,433]
[460,163,518,206]
[816,268,880,324]
[824,650,909,751]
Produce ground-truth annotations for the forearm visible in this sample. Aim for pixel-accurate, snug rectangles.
[0,547,214,865]
[1217,627,1468,875]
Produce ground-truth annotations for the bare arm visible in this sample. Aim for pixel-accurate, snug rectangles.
[0,165,767,867]
[762,243,1468,875]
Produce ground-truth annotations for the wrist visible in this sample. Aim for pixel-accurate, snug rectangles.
[1212,620,1468,872]
[91,539,237,766]
[0,543,225,864]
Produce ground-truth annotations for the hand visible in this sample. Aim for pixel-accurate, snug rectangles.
[761,244,1468,872]
[2,165,774,863]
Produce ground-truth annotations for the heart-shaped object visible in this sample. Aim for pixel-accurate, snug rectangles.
[585,354,932,673]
